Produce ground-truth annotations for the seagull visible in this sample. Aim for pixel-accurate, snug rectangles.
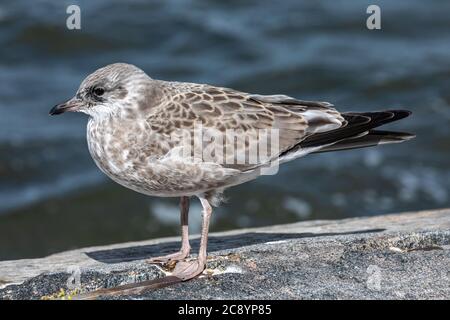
[50,63,414,281]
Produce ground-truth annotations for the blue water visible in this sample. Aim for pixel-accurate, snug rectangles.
[0,0,449,259]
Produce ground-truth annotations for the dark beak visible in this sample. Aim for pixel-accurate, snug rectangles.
[49,98,82,115]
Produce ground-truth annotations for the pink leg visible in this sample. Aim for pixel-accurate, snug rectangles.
[147,196,191,264]
[171,196,212,281]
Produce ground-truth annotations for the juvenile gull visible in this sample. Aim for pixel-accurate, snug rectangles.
[50,63,414,281]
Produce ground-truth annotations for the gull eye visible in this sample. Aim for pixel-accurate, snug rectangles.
[93,87,105,96]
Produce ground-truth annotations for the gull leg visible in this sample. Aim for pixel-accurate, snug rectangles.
[172,196,212,281]
[147,196,191,263]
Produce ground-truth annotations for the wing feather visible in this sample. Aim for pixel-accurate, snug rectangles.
[145,83,345,170]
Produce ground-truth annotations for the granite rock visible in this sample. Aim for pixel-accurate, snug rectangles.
[0,209,449,300]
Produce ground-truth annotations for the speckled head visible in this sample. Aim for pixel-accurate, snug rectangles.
[49,63,154,118]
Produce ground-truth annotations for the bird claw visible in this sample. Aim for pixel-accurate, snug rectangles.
[146,250,190,264]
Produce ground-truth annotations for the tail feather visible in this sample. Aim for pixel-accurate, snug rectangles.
[280,109,414,157]
[300,110,411,148]
[278,109,413,159]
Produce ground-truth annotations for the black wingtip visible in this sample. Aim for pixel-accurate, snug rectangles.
[369,130,416,141]
[386,109,412,121]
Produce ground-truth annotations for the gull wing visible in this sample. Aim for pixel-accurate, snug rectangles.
[145,83,345,170]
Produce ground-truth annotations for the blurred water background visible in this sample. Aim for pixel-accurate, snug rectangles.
[0,0,449,260]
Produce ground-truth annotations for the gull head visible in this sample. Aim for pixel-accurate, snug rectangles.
[50,63,152,118]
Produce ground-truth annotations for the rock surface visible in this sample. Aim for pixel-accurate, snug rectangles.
[0,209,449,300]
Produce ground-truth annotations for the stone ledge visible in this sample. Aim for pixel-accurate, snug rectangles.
[0,209,449,299]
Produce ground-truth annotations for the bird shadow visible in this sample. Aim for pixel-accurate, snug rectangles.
[85,228,385,264]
